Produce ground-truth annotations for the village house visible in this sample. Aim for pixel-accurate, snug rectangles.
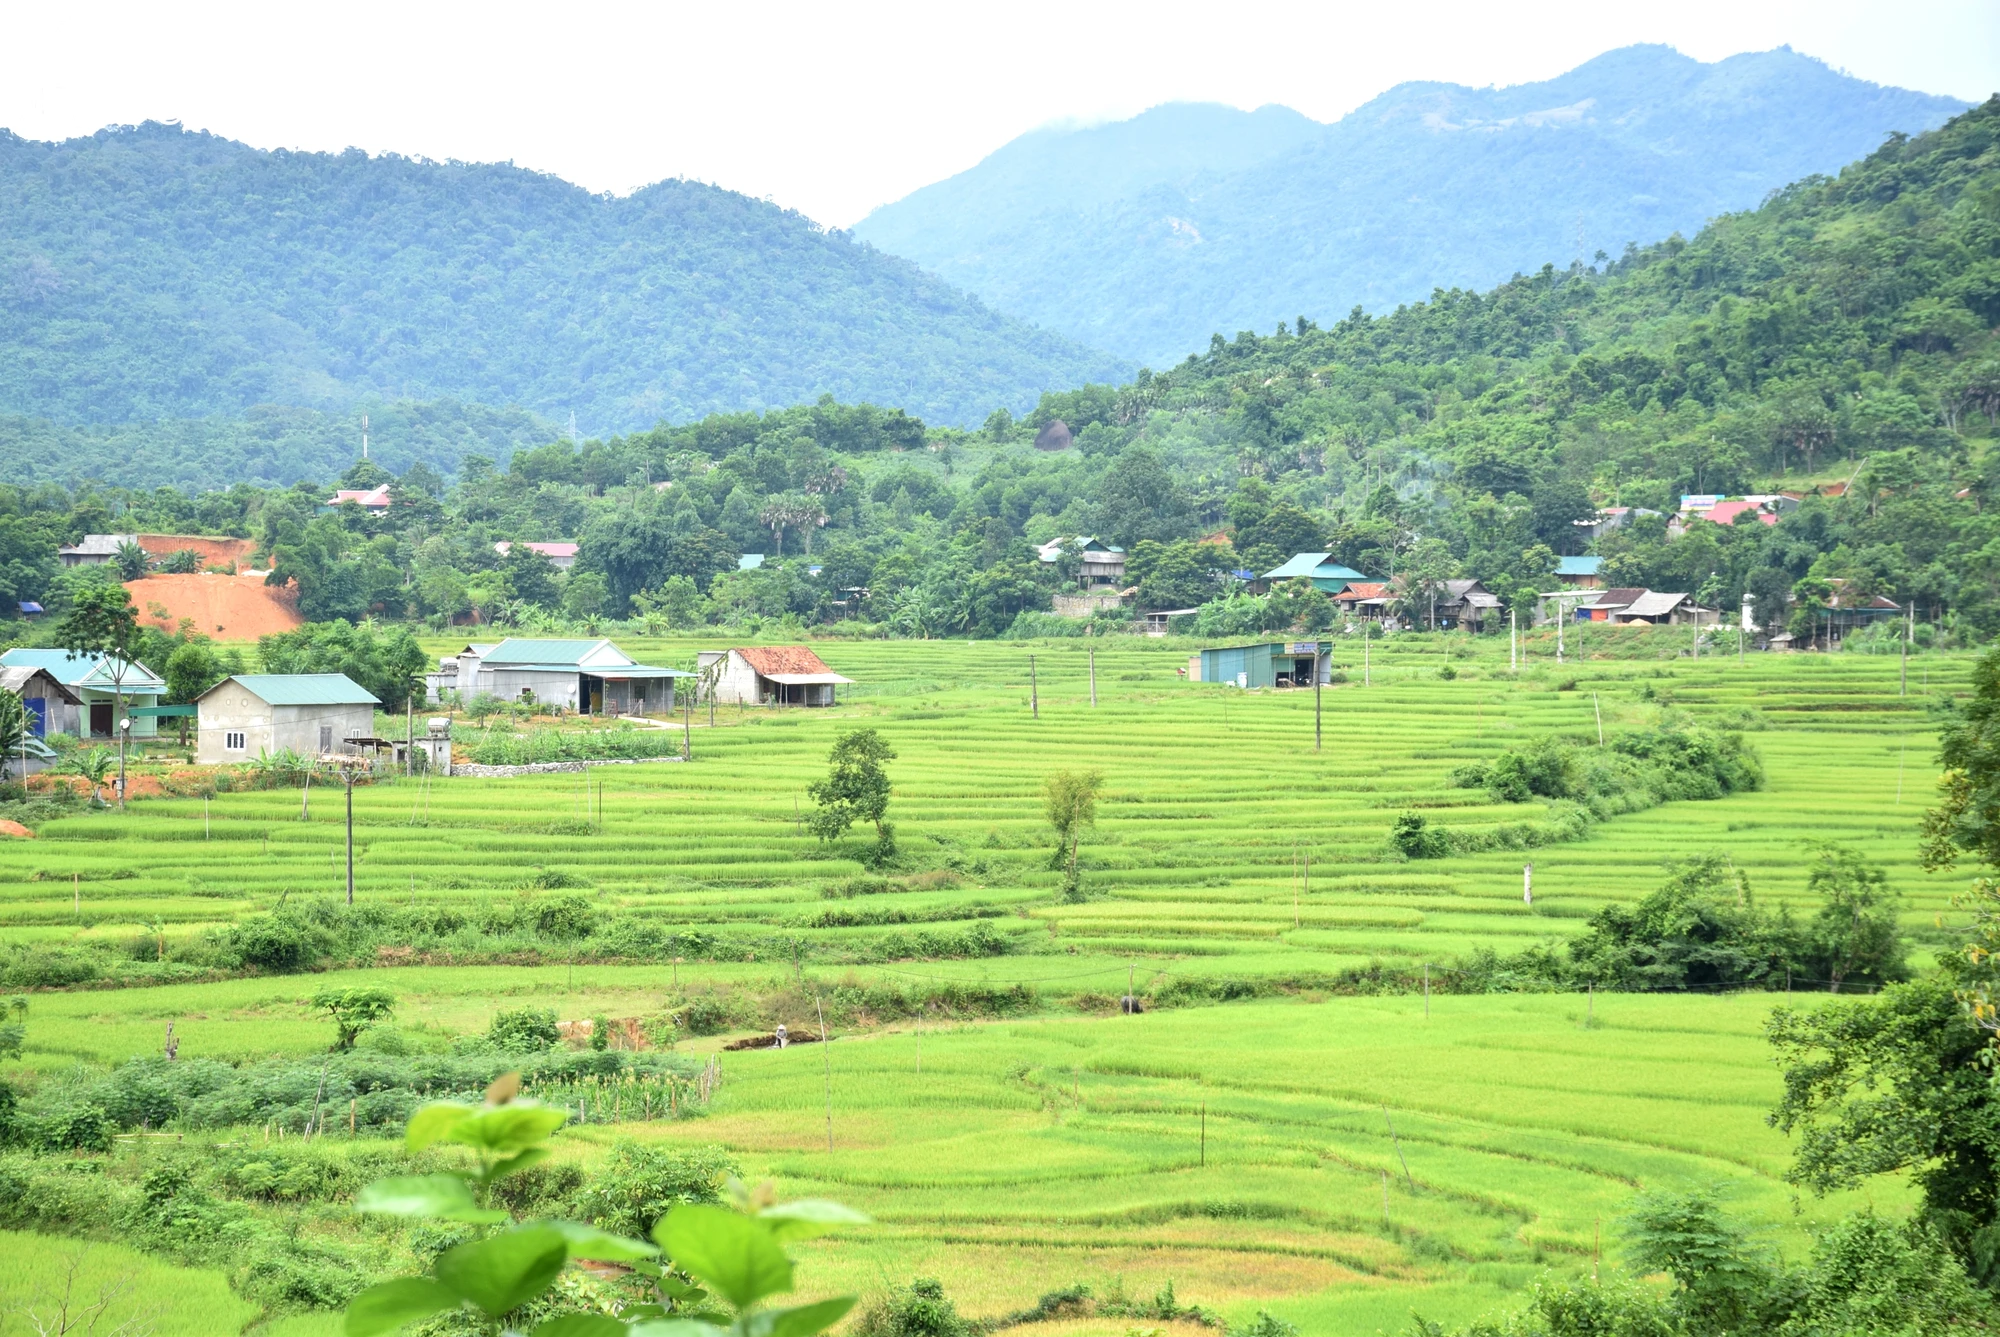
[1262,553,1369,594]
[1035,537,1128,588]
[0,665,79,740]
[443,638,689,715]
[57,534,136,567]
[1333,581,1393,621]
[196,674,380,764]
[492,541,580,571]
[698,646,853,706]
[1571,506,1662,542]
[325,486,392,515]
[1189,641,1331,688]
[1578,589,1713,625]
[1555,555,1605,589]
[1434,579,1501,631]
[0,649,166,739]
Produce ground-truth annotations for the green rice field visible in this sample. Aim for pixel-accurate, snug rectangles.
[0,634,1969,1332]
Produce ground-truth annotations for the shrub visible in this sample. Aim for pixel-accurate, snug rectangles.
[232,913,332,972]
[488,1007,561,1052]
[853,1278,979,1337]
[1391,812,1452,859]
[27,1102,112,1153]
[678,996,732,1036]
[0,948,102,988]
[569,1141,735,1238]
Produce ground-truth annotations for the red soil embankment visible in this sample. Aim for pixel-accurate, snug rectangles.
[135,534,260,568]
[125,573,304,639]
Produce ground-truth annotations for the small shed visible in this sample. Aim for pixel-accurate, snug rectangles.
[0,649,166,739]
[0,665,80,739]
[195,674,380,764]
[698,647,853,706]
[1194,641,1331,688]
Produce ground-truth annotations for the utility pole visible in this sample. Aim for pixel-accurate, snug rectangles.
[1314,657,1322,752]
[1510,608,1517,672]
[361,413,370,460]
[1556,600,1564,664]
[1363,631,1371,687]
[1902,604,1912,696]
[1593,693,1603,746]
[682,689,692,761]
[405,697,413,778]
[1029,655,1038,718]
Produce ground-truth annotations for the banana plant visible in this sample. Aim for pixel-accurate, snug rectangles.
[345,1073,867,1337]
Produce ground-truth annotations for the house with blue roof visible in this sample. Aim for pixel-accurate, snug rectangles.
[0,648,165,739]
[1555,555,1605,589]
[1262,553,1371,594]
[445,638,690,716]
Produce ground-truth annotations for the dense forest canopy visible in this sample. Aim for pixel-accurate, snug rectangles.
[4,96,1999,646]
[0,123,1124,433]
[855,45,1967,366]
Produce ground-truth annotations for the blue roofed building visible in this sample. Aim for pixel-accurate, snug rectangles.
[1262,553,1371,594]
[1555,555,1605,589]
[0,648,165,739]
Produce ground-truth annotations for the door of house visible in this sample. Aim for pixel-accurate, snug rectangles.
[89,702,113,737]
[318,725,333,753]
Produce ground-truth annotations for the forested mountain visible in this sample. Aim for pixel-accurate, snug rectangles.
[1,399,555,490]
[0,123,1124,433]
[854,45,1968,366]
[5,97,1998,648]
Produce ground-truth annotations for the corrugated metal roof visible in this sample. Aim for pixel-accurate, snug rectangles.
[1620,592,1689,619]
[217,674,380,706]
[0,666,78,700]
[482,638,632,668]
[1264,552,1331,578]
[0,648,165,691]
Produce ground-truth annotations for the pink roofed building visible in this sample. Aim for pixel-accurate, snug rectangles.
[326,486,391,514]
[494,541,580,571]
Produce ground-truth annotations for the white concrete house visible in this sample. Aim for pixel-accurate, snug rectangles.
[697,647,853,707]
[445,638,688,715]
[195,674,379,764]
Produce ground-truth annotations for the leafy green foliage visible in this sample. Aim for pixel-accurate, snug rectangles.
[257,620,423,711]
[806,729,896,863]
[344,1077,866,1336]
[488,1008,562,1054]
[311,986,397,1052]
[1042,768,1104,900]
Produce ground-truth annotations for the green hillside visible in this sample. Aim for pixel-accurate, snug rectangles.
[0,123,1125,432]
[855,45,1969,366]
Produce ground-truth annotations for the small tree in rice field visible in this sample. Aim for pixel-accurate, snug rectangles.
[808,728,897,866]
[310,986,396,1051]
[1044,768,1104,902]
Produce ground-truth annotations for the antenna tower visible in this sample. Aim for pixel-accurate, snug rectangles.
[361,413,370,459]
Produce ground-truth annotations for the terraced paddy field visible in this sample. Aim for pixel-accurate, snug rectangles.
[0,636,1967,1331]
[0,635,1965,980]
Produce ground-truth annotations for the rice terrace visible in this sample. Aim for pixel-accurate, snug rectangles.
[0,633,1974,1334]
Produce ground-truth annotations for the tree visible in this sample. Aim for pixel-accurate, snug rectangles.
[1570,857,1784,990]
[157,547,202,574]
[1043,769,1104,902]
[500,542,561,608]
[0,690,25,781]
[55,583,142,808]
[162,641,226,706]
[310,986,395,1051]
[488,1006,561,1052]
[807,729,896,863]
[1801,844,1909,992]
[257,620,423,711]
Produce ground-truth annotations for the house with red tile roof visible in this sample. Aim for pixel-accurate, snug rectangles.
[697,646,854,707]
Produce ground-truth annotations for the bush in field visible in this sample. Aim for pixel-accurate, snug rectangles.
[853,1278,979,1337]
[488,1006,561,1052]
[678,996,733,1036]
[310,985,396,1050]
[1391,812,1453,859]
[570,1141,736,1239]
[1449,716,1762,809]
[232,910,334,971]
[1570,857,1787,991]
[0,947,101,988]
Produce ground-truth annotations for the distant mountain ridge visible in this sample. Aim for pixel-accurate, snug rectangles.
[0,122,1126,432]
[853,45,1971,366]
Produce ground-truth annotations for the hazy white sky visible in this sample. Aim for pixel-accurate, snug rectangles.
[3,0,1994,227]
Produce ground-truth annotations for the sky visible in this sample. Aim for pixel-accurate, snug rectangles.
[2,0,1995,228]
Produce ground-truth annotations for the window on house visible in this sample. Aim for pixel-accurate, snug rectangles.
[319,726,333,752]
[225,731,246,751]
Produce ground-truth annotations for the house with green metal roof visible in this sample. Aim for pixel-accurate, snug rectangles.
[194,674,380,765]
[1262,553,1371,594]
[446,637,690,716]
[0,648,166,739]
